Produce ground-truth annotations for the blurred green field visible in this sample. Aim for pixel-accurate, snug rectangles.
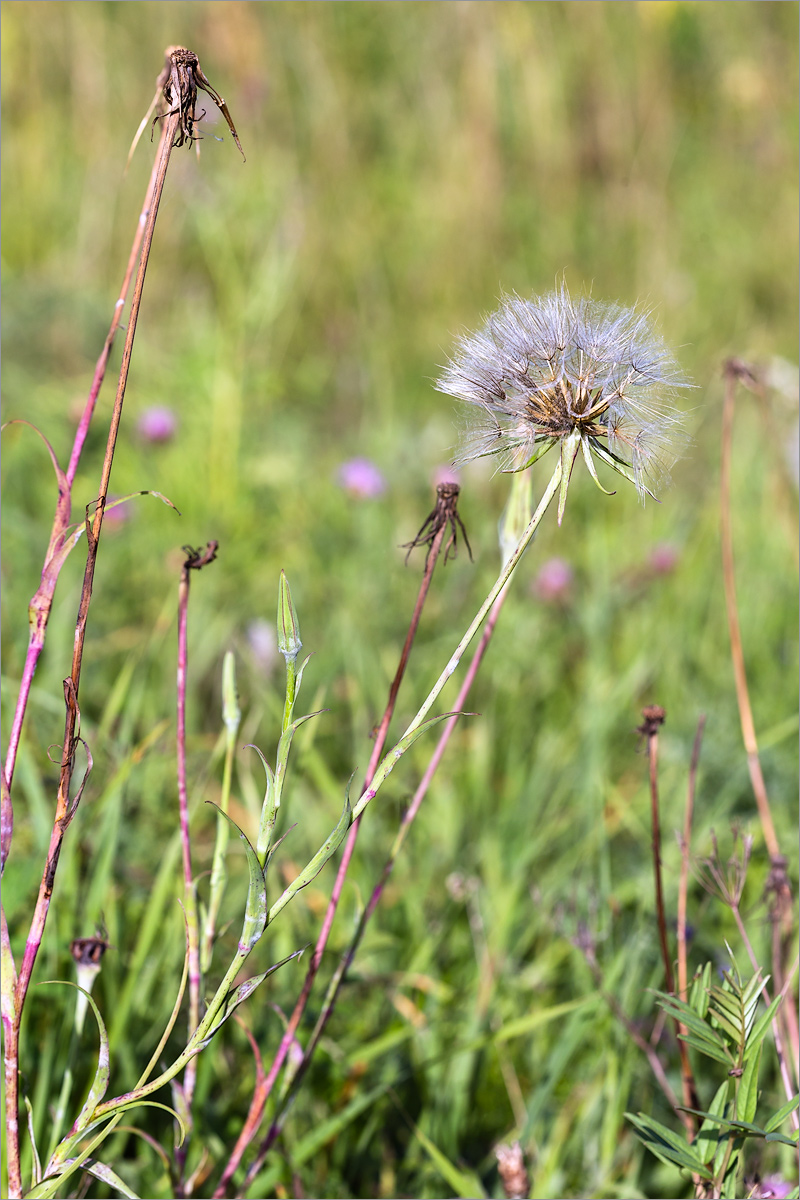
[2,3,798,1198]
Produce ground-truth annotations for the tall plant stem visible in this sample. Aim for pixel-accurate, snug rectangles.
[677,716,705,1122]
[721,360,796,1077]
[215,461,562,1197]
[214,515,450,1197]
[720,362,781,861]
[1,106,180,1200]
[643,710,673,993]
[1,119,169,808]
[243,581,514,1187]
[640,706,699,1141]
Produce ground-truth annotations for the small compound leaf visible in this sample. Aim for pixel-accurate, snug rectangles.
[625,1112,712,1178]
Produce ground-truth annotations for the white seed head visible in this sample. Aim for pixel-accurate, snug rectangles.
[437,284,692,502]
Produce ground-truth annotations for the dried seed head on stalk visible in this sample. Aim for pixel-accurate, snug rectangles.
[437,284,692,522]
[129,45,245,167]
[402,481,473,567]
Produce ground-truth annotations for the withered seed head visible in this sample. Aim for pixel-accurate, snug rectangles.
[155,45,245,161]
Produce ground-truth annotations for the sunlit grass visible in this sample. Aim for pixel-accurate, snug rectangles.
[2,3,797,1197]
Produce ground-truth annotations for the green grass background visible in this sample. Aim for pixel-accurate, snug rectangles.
[2,2,798,1197]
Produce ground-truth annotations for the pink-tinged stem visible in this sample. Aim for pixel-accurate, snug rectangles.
[241,583,513,1187]
[233,584,510,1196]
[2,108,179,1200]
[173,546,217,1189]
[2,122,169,808]
[213,521,449,1198]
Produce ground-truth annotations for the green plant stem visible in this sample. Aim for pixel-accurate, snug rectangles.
[223,463,563,1198]
[1,105,180,1200]
[263,582,515,1171]
[213,514,452,1198]
[353,458,563,822]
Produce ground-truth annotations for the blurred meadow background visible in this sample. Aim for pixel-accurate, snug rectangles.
[2,2,798,1197]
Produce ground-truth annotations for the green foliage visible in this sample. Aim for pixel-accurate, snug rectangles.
[2,3,798,1198]
[627,954,799,1198]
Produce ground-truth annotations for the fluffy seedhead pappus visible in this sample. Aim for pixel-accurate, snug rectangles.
[437,284,692,516]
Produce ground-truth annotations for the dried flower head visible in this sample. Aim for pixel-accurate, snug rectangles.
[437,284,691,521]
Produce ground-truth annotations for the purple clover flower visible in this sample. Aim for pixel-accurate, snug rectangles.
[137,406,178,444]
[532,557,574,602]
[337,457,386,499]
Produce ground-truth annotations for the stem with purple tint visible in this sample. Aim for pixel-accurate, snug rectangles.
[1,107,179,1200]
[1,120,169,811]
[246,581,514,1183]
[173,553,203,1185]
[215,463,563,1197]
[212,518,449,1198]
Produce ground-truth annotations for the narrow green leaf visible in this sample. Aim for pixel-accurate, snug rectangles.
[625,1112,712,1177]
[695,1081,731,1165]
[744,992,783,1058]
[678,1033,733,1066]
[352,713,472,821]
[200,947,306,1042]
[764,1093,800,1133]
[688,962,712,1018]
[36,982,110,1132]
[24,1096,43,1186]
[680,1109,766,1137]
[267,791,352,924]
[206,807,267,952]
[247,743,276,861]
[407,1117,487,1198]
[765,1130,799,1146]
[720,1142,744,1200]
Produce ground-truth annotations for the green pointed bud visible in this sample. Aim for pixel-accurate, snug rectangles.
[277,571,302,662]
[221,650,241,737]
[498,467,533,568]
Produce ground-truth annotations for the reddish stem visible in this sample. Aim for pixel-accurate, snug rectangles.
[213,520,449,1197]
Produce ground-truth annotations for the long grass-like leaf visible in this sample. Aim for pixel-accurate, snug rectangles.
[206,806,267,952]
